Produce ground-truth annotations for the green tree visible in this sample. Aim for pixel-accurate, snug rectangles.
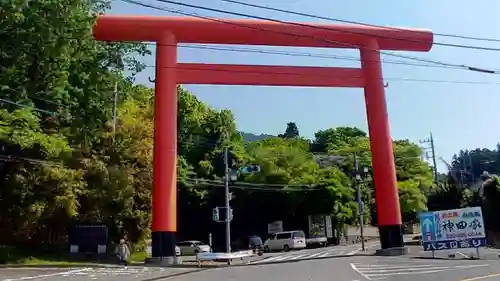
[278,122,300,138]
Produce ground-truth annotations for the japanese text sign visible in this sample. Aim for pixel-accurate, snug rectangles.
[419,207,486,251]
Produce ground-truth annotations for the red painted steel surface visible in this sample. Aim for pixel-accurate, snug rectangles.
[360,41,402,226]
[94,15,433,51]
[176,63,364,87]
[151,33,178,232]
[93,14,435,232]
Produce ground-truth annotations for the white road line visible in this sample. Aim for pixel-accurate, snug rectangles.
[354,264,445,270]
[258,256,286,262]
[355,263,490,279]
[306,252,323,258]
[347,248,362,255]
[289,254,310,260]
[317,251,334,258]
[273,255,295,261]
[366,269,447,278]
[456,264,489,269]
[3,268,90,281]
[350,263,372,280]
[361,266,450,273]
[457,251,472,258]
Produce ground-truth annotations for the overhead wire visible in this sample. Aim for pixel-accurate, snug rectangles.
[178,44,454,69]
[3,0,500,112]
[183,178,322,191]
[135,0,500,74]
[0,97,56,115]
[0,155,62,166]
[0,32,484,71]
[172,43,466,71]
[147,64,500,85]
[220,0,500,47]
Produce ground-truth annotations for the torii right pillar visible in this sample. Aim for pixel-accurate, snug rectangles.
[360,39,404,253]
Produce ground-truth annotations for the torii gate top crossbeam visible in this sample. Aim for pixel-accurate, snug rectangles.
[94,15,433,51]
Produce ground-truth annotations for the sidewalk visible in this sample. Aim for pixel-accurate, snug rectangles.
[0,266,206,281]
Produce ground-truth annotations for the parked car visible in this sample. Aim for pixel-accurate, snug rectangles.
[306,234,328,247]
[232,235,264,255]
[263,230,307,252]
[177,240,211,256]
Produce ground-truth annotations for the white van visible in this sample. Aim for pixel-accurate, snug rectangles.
[263,230,307,252]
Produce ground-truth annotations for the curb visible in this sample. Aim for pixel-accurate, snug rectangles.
[141,268,209,281]
[0,262,252,270]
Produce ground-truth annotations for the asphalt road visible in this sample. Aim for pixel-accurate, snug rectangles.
[4,242,500,281]
[170,255,500,281]
[249,240,380,264]
[406,245,500,260]
[350,256,498,281]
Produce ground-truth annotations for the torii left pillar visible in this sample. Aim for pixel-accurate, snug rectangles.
[150,32,179,263]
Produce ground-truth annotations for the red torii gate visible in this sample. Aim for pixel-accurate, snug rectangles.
[94,15,433,260]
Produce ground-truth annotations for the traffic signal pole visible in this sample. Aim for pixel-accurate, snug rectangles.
[354,153,365,252]
[224,147,232,254]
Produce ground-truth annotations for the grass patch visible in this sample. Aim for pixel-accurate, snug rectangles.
[130,251,147,262]
[0,246,108,266]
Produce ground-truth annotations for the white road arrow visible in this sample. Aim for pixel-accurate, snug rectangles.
[422,218,433,233]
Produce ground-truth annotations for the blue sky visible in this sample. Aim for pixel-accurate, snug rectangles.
[110,0,500,172]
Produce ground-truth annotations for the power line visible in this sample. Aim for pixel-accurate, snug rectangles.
[220,0,500,47]
[138,0,499,74]
[183,177,322,191]
[149,64,500,85]
[0,33,485,72]
[0,97,56,115]
[175,44,464,71]
[0,155,62,166]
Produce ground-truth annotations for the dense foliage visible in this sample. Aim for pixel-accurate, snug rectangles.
[2,0,499,253]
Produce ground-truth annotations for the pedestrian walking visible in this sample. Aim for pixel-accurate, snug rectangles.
[116,238,130,266]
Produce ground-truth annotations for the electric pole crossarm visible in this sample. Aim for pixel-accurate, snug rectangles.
[420,132,438,184]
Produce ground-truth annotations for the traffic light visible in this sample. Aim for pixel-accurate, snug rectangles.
[248,165,261,173]
[239,164,261,174]
[212,207,219,221]
[228,208,233,221]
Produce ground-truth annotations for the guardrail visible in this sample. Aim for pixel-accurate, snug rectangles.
[196,250,254,266]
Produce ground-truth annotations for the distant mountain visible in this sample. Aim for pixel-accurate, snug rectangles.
[239,132,275,143]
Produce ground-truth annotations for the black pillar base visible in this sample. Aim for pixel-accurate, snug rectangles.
[152,231,176,257]
[378,224,403,249]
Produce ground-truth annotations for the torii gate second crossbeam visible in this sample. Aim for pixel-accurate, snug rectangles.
[93,15,434,262]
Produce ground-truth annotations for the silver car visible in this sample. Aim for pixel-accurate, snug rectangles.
[178,240,211,256]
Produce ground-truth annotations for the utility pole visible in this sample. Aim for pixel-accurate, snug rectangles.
[353,153,365,252]
[469,153,475,182]
[224,147,231,254]
[420,132,438,184]
[112,81,118,142]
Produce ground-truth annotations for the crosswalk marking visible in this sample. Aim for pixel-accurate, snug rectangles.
[306,252,323,258]
[350,262,490,280]
[249,248,358,264]
[248,241,382,265]
[289,254,309,260]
